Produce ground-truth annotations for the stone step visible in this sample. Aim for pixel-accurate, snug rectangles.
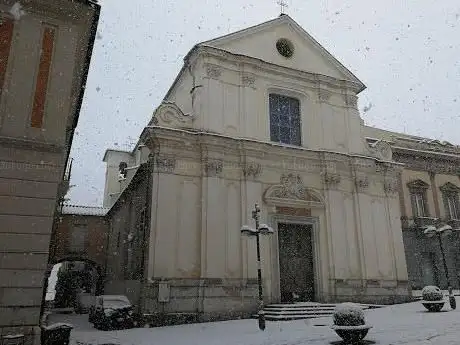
[255,302,385,321]
[264,308,336,313]
[266,303,337,308]
[265,314,333,321]
[265,311,334,316]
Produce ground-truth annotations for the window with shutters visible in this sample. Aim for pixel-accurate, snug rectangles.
[269,93,301,146]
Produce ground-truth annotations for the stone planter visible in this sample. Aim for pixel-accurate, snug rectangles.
[331,303,372,344]
[421,286,445,312]
[331,324,373,344]
[421,300,446,312]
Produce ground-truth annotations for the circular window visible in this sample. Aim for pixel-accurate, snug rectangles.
[276,38,294,58]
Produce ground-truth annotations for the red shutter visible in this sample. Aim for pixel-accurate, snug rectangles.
[31,27,55,128]
[0,17,14,94]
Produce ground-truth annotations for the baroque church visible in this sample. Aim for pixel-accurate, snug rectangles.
[101,15,460,321]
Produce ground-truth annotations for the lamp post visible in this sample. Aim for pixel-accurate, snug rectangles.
[424,224,456,309]
[241,203,274,331]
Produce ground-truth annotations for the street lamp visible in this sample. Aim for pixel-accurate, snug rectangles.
[424,224,456,310]
[240,203,274,331]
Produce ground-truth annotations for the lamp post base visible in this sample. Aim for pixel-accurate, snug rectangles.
[258,310,266,331]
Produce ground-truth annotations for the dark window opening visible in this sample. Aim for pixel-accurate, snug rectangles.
[269,94,301,146]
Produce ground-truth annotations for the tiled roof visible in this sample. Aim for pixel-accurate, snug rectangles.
[62,204,109,216]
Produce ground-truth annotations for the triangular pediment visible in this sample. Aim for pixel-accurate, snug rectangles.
[440,182,460,193]
[201,15,365,90]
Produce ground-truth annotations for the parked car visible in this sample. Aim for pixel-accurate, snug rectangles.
[89,295,135,330]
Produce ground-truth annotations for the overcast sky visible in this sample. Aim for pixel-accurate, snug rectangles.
[68,0,460,206]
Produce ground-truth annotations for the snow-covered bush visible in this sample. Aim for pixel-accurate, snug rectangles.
[422,286,443,301]
[333,303,365,326]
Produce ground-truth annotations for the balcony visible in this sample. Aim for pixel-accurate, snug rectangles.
[414,217,439,228]
[446,219,460,230]
[402,216,439,230]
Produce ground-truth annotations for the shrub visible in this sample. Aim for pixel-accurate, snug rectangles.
[422,286,443,301]
[333,303,365,326]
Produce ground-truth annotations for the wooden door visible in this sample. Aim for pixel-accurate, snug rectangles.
[278,223,314,303]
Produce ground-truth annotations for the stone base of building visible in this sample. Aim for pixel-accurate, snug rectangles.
[142,278,259,324]
[0,325,41,345]
[328,279,414,305]
[117,277,414,326]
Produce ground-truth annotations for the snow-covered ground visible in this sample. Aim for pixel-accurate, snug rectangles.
[48,301,460,345]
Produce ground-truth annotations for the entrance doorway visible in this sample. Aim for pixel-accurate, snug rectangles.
[278,223,315,303]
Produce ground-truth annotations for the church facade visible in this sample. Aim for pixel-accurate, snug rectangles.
[102,15,417,321]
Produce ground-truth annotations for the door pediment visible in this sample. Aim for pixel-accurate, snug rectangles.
[264,173,324,208]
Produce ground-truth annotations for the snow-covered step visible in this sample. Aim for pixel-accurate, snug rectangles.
[265,314,333,321]
[264,310,335,315]
[257,302,385,321]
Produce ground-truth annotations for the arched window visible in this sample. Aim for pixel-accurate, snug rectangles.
[269,93,301,146]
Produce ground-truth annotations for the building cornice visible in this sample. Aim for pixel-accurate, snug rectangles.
[393,151,460,175]
[143,126,404,170]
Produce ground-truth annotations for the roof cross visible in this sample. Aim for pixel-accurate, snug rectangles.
[277,0,289,14]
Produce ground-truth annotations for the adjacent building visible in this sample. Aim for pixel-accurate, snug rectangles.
[0,1,100,343]
[49,205,110,285]
[363,128,460,290]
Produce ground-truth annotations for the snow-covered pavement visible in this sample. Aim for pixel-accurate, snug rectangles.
[48,301,460,345]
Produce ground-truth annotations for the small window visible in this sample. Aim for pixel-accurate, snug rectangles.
[269,94,301,146]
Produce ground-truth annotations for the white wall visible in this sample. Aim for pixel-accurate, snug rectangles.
[162,50,365,155]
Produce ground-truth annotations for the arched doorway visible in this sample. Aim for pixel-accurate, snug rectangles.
[44,258,103,313]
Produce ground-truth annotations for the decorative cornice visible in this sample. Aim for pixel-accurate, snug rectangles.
[393,152,460,175]
[241,73,256,88]
[152,102,194,127]
[321,172,341,189]
[368,140,393,161]
[204,159,223,177]
[343,94,358,107]
[205,63,222,79]
[355,175,369,192]
[318,89,332,103]
[384,178,399,195]
[242,162,261,178]
[155,155,176,173]
[392,136,460,156]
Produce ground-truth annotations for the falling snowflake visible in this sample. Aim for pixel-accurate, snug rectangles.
[9,2,26,21]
